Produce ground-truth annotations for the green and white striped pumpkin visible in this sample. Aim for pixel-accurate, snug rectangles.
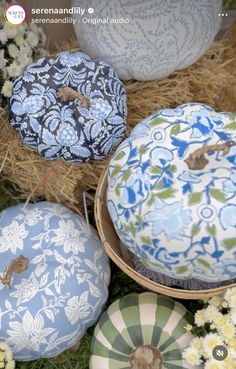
[90,292,200,369]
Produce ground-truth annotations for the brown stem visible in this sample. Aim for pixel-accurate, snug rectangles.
[130,346,162,369]
[184,141,236,170]
[58,87,90,108]
[0,255,28,288]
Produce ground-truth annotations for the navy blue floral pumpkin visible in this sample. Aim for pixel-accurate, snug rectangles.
[9,51,127,163]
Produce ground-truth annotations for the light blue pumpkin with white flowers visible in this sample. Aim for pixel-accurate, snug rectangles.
[9,51,127,163]
[107,103,236,283]
[0,202,110,360]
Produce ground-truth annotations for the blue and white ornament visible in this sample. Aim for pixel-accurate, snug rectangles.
[9,51,127,162]
[107,103,236,283]
[0,202,110,360]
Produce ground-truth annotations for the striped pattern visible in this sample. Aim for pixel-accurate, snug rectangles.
[90,293,200,369]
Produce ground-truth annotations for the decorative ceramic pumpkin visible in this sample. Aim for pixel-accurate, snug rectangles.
[0,202,110,360]
[107,103,236,283]
[73,0,222,81]
[9,51,127,162]
[90,292,199,369]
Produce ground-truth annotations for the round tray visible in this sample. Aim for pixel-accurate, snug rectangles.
[95,168,236,300]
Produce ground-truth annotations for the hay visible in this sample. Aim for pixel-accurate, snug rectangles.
[0,23,236,215]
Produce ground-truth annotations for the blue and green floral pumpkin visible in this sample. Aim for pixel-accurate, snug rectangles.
[0,202,110,360]
[107,103,236,283]
[9,51,127,163]
[90,292,200,369]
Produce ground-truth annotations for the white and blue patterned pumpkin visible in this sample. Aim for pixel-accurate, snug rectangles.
[107,103,236,283]
[90,292,200,369]
[0,202,110,361]
[73,0,222,80]
[9,51,127,162]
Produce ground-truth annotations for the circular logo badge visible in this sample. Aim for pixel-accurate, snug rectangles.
[4,3,28,26]
[212,345,228,361]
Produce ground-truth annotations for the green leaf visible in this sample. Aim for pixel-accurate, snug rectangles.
[191,224,201,236]
[111,165,121,177]
[170,124,180,136]
[169,165,177,173]
[207,224,216,236]
[114,151,125,161]
[176,265,188,274]
[155,181,163,190]
[122,168,131,181]
[149,166,162,175]
[157,188,176,199]
[115,188,120,196]
[188,192,202,205]
[139,144,148,154]
[148,194,155,206]
[223,238,236,250]
[210,189,226,203]
[197,258,211,269]
[129,222,136,237]
[135,215,143,224]
[224,121,236,130]
[141,236,152,246]
[149,118,166,127]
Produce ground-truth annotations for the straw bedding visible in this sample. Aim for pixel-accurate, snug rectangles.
[0,22,235,215]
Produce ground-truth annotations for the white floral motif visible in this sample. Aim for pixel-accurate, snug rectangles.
[7,311,56,353]
[0,221,28,254]
[65,291,92,324]
[0,202,110,360]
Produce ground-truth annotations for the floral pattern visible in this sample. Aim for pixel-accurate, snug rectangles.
[0,202,110,360]
[9,51,127,163]
[107,103,236,282]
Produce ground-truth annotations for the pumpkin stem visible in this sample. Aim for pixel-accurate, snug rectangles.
[130,345,162,369]
[0,255,29,288]
[184,140,236,170]
[58,87,90,108]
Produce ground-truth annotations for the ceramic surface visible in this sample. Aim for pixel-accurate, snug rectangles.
[0,202,110,360]
[73,0,222,80]
[90,292,199,369]
[107,103,236,282]
[9,51,127,162]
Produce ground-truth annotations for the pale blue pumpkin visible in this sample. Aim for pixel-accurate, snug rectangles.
[0,202,110,361]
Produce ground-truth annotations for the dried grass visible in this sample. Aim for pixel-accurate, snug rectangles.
[0,23,235,215]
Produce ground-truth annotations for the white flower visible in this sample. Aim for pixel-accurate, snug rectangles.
[8,44,19,58]
[230,309,236,324]
[203,333,224,356]
[14,33,25,47]
[0,220,28,253]
[17,54,31,69]
[205,358,226,369]
[27,31,39,47]
[29,23,39,33]
[194,309,207,326]
[205,305,220,323]
[209,295,223,307]
[225,288,236,309]
[4,349,13,361]
[3,24,17,38]
[7,62,21,78]
[7,311,55,353]
[1,81,13,98]
[65,291,92,324]
[37,27,47,46]
[182,346,202,366]
[19,42,32,57]
[191,337,203,351]
[0,342,11,351]
[0,29,7,44]
[5,362,15,369]
[0,50,6,69]
[218,319,235,341]
[51,220,87,254]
